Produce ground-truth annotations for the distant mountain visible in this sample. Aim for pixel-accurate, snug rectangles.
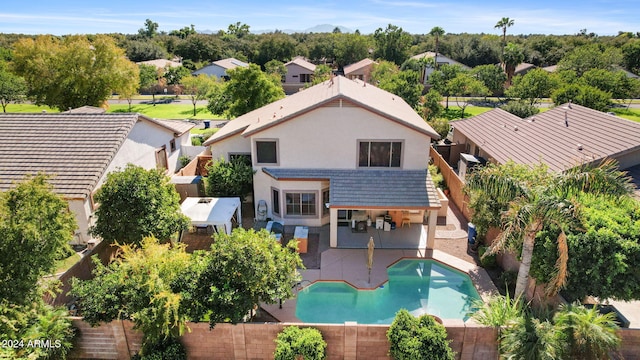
[249,24,353,34]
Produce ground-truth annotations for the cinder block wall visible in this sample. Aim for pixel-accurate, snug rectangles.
[68,319,501,360]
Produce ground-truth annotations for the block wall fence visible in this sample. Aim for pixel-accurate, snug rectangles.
[68,318,499,360]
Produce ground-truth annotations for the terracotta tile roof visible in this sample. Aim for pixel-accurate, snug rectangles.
[343,58,375,75]
[451,104,640,172]
[262,168,441,209]
[204,75,439,145]
[285,57,316,72]
[0,113,139,198]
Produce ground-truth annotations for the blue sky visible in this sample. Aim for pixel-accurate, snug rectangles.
[0,0,637,36]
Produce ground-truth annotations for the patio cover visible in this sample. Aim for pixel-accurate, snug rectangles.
[180,197,242,234]
[262,168,440,209]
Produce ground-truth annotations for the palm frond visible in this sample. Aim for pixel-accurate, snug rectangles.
[558,159,635,199]
[545,230,568,297]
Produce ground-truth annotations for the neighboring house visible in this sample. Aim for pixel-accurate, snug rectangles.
[512,62,536,77]
[343,58,376,82]
[283,56,316,94]
[203,76,442,248]
[136,59,183,70]
[0,112,193,245]
[192,58,249,79]
[449,104,640,174]
[411,52,471,84]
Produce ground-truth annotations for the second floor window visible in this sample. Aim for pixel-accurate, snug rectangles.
[300,74,312,83]
[256,140,278,164]
[358,141,402,168]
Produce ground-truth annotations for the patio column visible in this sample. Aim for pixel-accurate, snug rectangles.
[330,208,338,247]
[426,209,437,249]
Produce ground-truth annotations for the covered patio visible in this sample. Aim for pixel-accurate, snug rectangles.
[336,223,426,248]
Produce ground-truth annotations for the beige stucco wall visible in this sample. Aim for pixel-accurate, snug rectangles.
[614,147,640,170]
[250,106,431,170]
[284,63,313,84]
[209,134,252,162]
[67,199,91,244]
[254,175,330,226]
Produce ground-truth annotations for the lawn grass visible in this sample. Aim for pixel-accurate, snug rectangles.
[107,103,222,120]
[611,108,640,122]
[54,253,81,274]
[2,104,59,113]
[1,102,221,120]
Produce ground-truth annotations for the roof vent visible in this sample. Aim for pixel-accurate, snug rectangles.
[564,111,569,127]
[273,112,277,118]
[514,126,518,131]
[577,144,583,151]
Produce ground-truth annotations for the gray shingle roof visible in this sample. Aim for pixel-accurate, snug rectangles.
[451,104,640,172]
[262,168,441,209]
[0,113,139,198]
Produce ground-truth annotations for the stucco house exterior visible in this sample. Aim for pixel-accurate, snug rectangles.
[192,58,249,79]
[203,76,442,248]
[0,112,193,245]
[283,56,316,94]
[449,104,640,173]
[343,58,376,82]
[411,52,471,84]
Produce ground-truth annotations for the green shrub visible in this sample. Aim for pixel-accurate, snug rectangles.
[499,270,518,292]
[478,245,497,269]
[500,100,539,118]
[387,309,454,360]
[201,127,219,140]
[191,135,203,146]
[179,155,191,168]
[429,164,445,190]
[132,337,187,360]
[274,326,327,360]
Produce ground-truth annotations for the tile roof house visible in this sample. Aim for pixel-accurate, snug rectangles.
[192,58,249,79]
[136,59,183,70]
[203,76,442,249]
[450,104,640,173]
[411,52,471,84]
[283,56,316,94]
[343,58,376,82]
[0,112,193,244]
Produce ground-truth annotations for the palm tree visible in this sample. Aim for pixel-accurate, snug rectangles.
[466,159,634,299]
[502,42,525,86]
[554,303,621,359]
[494,17,515,46]
[429,26,445,69]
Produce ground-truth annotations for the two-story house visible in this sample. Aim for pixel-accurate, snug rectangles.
[283,56,316,94]
[203,76,442,248]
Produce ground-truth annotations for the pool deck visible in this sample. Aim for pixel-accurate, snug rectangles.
[261,248,497,323]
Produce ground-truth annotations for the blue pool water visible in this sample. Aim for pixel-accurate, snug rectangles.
[295,259,480,324]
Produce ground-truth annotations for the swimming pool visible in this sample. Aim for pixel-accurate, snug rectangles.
[295,259,481,324]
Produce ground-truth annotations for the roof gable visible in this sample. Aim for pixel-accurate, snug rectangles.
[285,57,316,72]
[343,58,375,75]
[451,104,640,172]
[204,76,439,145]
[0,113,141,198]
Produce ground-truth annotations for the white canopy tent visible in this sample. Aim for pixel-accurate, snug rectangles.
[180,197,242,235]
